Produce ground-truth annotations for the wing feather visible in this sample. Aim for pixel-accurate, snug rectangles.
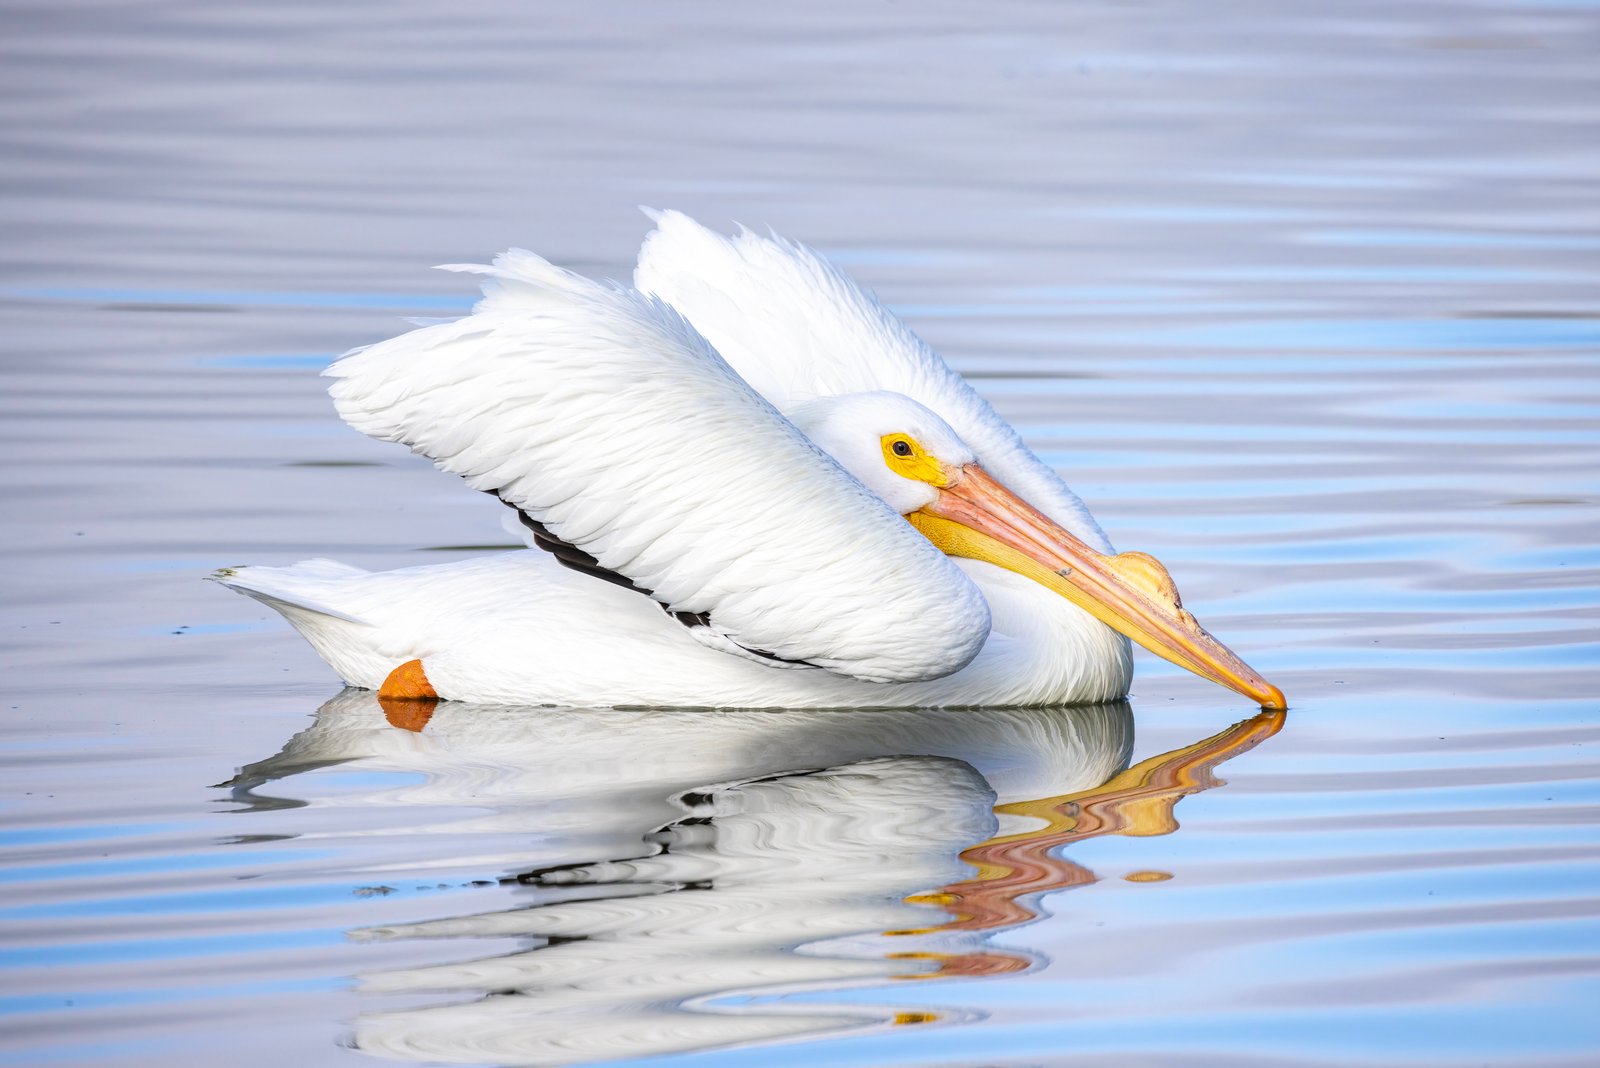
[634,210,1114,553]
[326,250,990,684]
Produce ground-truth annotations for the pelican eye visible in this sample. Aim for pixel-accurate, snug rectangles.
[880,432,950,487]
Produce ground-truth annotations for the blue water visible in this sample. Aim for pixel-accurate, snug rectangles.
[3,2,1598,1066]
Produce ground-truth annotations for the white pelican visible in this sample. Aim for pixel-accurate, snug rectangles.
[214,212,1283,710]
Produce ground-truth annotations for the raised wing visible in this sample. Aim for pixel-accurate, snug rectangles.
[327,250,989,683]
[634,210,1114,553]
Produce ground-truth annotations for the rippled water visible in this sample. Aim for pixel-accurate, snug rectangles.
[3,2,1598,1066]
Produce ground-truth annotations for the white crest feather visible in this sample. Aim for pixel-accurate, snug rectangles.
[635,210,1113,552]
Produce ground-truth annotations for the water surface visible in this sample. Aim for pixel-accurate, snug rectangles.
[2,2,1598,1066]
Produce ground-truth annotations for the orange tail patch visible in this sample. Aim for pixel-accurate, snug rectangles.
[378,659,438,732]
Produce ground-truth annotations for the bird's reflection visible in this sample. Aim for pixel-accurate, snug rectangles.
[227,693,1279,1065]
[907,709,1284,971]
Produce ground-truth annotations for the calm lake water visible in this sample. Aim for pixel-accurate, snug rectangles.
[3,2,1598,1065]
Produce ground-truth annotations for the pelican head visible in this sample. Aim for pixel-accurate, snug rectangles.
[793,391,1286,711]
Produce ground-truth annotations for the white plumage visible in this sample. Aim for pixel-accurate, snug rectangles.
[635,210,1112,552]
[326,248,987,683]
[217,546,1131,707]
[216,212,1281,710]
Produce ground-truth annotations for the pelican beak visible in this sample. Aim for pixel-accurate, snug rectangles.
[907,465,1286,710]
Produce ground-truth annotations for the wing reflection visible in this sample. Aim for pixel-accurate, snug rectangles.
[231,695,1277,1065]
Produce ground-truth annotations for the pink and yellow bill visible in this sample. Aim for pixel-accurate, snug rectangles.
[909,464,1286,710]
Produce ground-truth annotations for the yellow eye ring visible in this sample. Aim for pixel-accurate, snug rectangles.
[880,434,950,487]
